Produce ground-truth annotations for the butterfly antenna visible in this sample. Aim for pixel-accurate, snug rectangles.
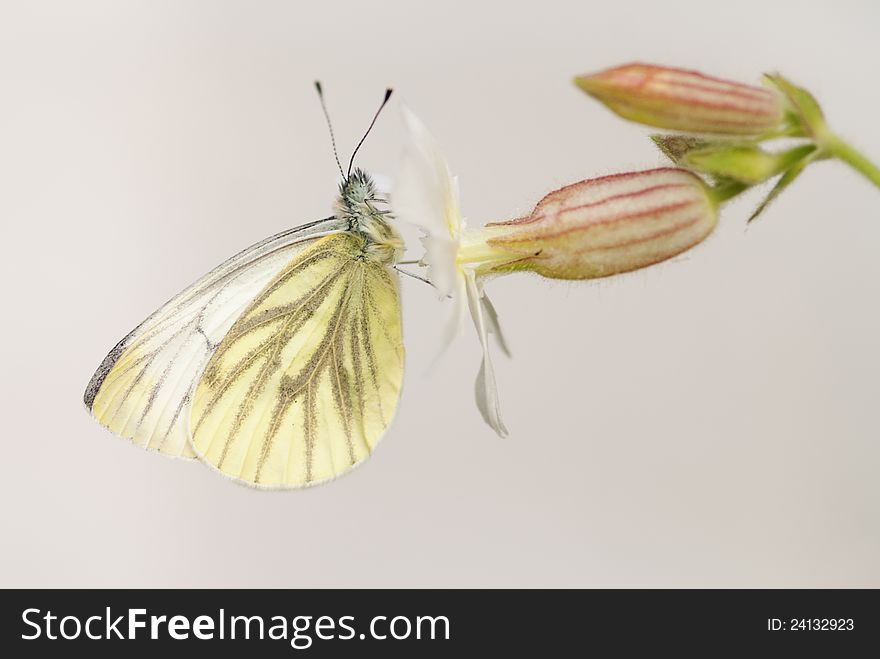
[314,81,345,180]
[347,88,393,179]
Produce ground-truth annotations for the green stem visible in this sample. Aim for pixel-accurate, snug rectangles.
[823,134,880,188]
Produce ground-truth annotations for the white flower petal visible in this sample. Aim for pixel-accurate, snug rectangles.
[394,106,460,234]
[478,285,511,357]
[430,272,468,363]
[393,105,461,299]
[420,235,459,300]
[465,270,508,438]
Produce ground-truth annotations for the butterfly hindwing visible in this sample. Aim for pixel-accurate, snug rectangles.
[84,219,341,458]
[190,232,404,488]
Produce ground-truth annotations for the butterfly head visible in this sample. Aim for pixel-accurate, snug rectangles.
[337,169,403,265]
[338,168,378,214]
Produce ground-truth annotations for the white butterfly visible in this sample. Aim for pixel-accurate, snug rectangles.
[85,86,409,488]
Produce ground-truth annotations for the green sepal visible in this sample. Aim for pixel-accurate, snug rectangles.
[683,143,816,185]
[763,73,827,140]
[651,135,713,163]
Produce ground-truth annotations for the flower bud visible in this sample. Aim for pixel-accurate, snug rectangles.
[470,168,717,280]
[575,63,785,135]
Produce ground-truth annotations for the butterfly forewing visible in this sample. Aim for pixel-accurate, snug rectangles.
[84,219,342,457]
[190,232,404,488]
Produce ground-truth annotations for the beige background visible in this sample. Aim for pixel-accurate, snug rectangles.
[1,0,878,587]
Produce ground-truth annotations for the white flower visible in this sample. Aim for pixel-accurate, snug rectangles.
[393,106,509,437]
[392,108,722,439]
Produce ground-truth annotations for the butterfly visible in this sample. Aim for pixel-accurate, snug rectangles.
[83,85,408,489]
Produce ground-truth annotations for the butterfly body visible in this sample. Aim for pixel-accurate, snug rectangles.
[336,167,404,266]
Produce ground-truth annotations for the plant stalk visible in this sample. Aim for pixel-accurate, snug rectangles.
[823,134,880,189]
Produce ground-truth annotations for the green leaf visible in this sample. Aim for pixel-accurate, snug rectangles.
[747,150,819,223]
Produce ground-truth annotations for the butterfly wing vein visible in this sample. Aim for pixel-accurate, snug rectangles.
[190,233,404,488]
[84,219,342,458]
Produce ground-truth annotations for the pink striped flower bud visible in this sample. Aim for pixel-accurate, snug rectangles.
[575,63,785,135]
[461,168,717,280]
